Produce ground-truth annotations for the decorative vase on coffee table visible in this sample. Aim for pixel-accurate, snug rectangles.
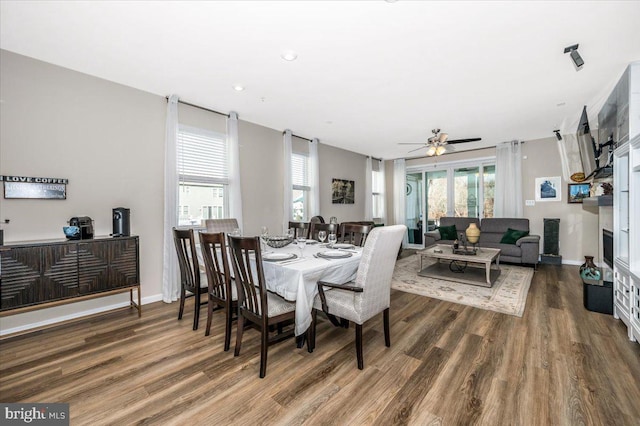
[466,223,481,252]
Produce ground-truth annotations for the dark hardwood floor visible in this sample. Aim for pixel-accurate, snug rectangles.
[1,263,639,425]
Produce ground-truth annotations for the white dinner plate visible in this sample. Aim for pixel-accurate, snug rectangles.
[305,239,318,244]
[263,252,297,262]
[332,243,355,250]
[317,250,352,259]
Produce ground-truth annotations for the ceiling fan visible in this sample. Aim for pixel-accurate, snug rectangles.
[399,129,482,156]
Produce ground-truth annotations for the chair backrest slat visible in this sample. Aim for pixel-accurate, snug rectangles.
[199,232,232,302]
[173,228,200,291]
[228,235,267,317]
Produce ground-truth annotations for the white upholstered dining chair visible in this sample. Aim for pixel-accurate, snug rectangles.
[309,224,406,369]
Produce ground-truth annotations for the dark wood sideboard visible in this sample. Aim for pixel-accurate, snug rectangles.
[0,236,140,317]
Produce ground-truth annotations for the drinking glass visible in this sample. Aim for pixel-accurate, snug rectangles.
[327,233,337,248]
[317,230,327,245]
[296,236,307,258]
[260,226,269,251]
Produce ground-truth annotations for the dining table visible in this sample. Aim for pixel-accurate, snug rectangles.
[259,240,363,336]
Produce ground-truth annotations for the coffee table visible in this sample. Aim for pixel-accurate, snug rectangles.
[416,244,501,287]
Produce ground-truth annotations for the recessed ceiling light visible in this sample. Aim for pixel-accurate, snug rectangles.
[281,51,298,61]
[232,84,244,91]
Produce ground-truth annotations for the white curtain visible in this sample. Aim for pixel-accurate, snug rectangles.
[283,129,293,233]
[494,140,523,218]
[364,156,373,221]
[227,111,243,231]
[378,159,386,222]
[393,159,408,247]
[162,94,180,303]
[309,138,320,217]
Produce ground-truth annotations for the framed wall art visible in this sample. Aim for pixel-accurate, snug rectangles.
[568,183,591,203]
[534,176,561,202]
[332,178,355,204]
[1,175,68,200]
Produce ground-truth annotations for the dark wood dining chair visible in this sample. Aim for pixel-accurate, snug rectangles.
[227,235,297,378]
[173,228,208,330]
[339,223,373,247]
[308,216,325,238]
[309,225,406,369]
[288,221,310,239]
[199,231,237,351]
[309,222,339,241]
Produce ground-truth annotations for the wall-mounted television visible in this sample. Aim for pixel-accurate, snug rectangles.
[576,106,598,177]
[576,106,612,179]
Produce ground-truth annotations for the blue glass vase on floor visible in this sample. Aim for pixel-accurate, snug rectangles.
[580,256,601,280]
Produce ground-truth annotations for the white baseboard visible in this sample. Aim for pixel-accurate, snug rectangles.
[0,293,164,337]
[562,259,584,266]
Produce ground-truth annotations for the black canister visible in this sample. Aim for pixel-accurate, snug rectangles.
[112,207,130,237]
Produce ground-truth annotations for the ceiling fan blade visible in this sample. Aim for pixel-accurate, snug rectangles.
[407,146,427,153]
[398,143,427,145]
[446,137,482,144]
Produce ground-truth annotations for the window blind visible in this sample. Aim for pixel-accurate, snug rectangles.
[292,153,309,189]
[177,125,228,185]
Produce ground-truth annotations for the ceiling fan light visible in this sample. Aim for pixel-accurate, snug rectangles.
[426,146,437,156]
[435,145,446,156]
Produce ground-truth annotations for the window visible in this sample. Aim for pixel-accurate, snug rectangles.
[177,125,228,226]
[372,159,385,221]
[291,153,310,221]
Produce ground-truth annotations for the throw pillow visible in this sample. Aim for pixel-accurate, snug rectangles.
[438,225,457,240]
[500,228,529,244]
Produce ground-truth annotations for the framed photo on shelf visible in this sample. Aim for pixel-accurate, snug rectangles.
[568,183,591,204]
[534,176,561,202]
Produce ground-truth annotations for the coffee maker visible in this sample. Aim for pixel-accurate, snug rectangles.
[112,207,130,237]
[68,217,94,239]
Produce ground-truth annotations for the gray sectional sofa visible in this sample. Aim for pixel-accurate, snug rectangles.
[424,217,540,267]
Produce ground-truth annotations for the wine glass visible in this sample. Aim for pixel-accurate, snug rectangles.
[327,232,337,248]
[260,226,269,251]
[296,236,307,258]
[317,230,327,245]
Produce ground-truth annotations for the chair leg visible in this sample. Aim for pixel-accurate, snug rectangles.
[309,309,317,352]
[178,287,186,320]
[383,308,391,347]
[234,314,245,356]
[193,291,201,330]
[259,325,269,378]
[224,306,232,352]
[205,297,213,336]
[355,324,364,370]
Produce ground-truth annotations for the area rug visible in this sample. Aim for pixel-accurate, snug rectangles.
[391,255,534,317]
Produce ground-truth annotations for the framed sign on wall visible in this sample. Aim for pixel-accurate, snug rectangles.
[1,175,68,199]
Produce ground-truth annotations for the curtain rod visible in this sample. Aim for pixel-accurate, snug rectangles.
[166,97,229,118]
[283,130,313,143]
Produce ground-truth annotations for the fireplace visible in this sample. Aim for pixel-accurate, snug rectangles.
[603,229,613,268]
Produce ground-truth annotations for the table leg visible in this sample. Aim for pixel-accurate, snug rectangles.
[486,262,491,286]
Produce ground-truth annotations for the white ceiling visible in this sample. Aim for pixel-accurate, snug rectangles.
[2,1,640,159]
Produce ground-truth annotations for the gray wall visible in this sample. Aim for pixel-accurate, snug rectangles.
[0,50,367,332]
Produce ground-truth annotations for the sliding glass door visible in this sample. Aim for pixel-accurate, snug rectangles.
[406,160,495,247]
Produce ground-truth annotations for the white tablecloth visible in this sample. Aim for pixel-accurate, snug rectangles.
[260,242,362,335]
